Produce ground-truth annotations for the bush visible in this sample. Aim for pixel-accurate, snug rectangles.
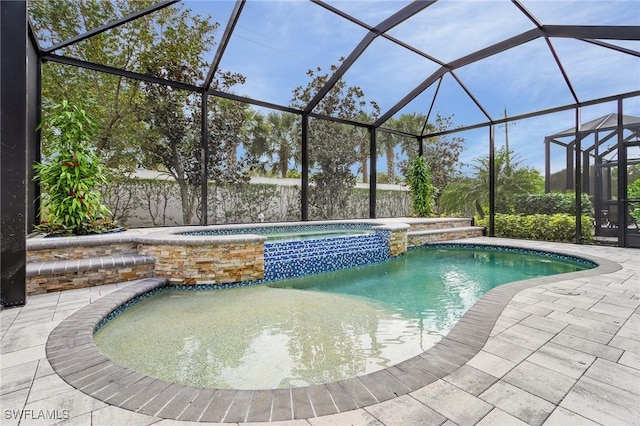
[34,100,117,236]
[406,156,435,217]
[510,192,591,216]
[477,213,593,243]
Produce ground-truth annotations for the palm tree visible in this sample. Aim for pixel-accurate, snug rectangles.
[440,147,544,217]
[265,112,298,178]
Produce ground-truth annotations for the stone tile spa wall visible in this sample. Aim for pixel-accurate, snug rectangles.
[138,240,265,285]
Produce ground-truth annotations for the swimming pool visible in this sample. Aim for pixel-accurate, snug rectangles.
[93,245,594,389]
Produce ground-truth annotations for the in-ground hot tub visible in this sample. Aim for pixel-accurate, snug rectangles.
[136,220,410,285]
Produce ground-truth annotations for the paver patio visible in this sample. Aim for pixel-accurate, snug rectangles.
[1,237,638,425]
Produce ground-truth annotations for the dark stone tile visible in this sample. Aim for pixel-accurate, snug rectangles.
[440,327,488,353]
[291,387,314,419]
[341,377,377,407]
[56,356,111,378]
[358,372,397,403]
[411,352,458,378]
[156,385,201,419]
[119,379,173,412]
[326,381,358,412]
[223,389,252,423]
[176,387,217,422]
[367,369,411,397]
[135,383,184,416]
[199,389,237,423]
[90,371,146,401]
[306,384,338,417]
[435,337,477,359]
[386,363,437,391]
[69,363,122,389]
[270,388,292,421]
[245,389,273,422]
[80,366,132,395]
[104,375,156,406]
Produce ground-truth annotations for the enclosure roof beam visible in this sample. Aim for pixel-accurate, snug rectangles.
[450,71,493,122]
[303,0,436,115]
[313,0,446,67]
[374,68,448,127]
[419,90,640,140]
[44,0,179,53]
[581,39,640,58]
[543,25,640,40]
[203,0,245,91]
[376,28,542,126]
[42,53,302,115]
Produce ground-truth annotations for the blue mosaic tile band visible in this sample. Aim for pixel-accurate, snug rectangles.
[93,287,165,333]
[264,232,390,282]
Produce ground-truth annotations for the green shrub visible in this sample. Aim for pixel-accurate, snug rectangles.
[34,100,117,236]
[510,192,591,216]
[477,213,593,243]
[628,177,640,223]
[406,156,435,217]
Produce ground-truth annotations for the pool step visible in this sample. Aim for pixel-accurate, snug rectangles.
[264,233,389,281]
[26,254,155,295]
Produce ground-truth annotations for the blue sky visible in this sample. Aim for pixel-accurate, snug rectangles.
[43,0,638,177]
[183,0,640,176]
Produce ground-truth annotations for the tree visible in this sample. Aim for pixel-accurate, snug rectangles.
[628,165,640,224]
[31,0,164,173]
[440,147,544,217]
[290,63,378,219]
[424,114,465,212]
[263,112,299,178]
[406,156,435,217]
[34,100,114,235]
[136,6,256,225]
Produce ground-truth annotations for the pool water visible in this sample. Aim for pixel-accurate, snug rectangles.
[265,229,373,241]
[93,246,592,390]
[177,225,373,241]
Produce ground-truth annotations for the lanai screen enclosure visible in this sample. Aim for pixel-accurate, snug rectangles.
[1,0,639,306]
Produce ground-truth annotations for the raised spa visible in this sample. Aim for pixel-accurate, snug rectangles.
[93,245,594,390]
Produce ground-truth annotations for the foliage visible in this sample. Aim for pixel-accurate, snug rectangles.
[34,100,116,236]
[136,8,255,225]
[380,113,464,212]
[511,192,592,216]
[31,0,163,173]
[406,156,435,217]
[286,169,301,179]
[628,173,640,223]
[441,147,544,217]
[424,114,466,210]
[94,177,410,226]
[476,214,593,243]
[290,62,378,219]
[262,112,300,178]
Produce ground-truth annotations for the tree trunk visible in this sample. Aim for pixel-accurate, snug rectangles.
[386,144,395,184]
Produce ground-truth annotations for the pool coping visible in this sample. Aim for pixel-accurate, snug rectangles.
[44,242,621,423]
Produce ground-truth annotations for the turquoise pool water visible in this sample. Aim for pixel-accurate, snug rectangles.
[177,225,374,241]
[93,246,593,390]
